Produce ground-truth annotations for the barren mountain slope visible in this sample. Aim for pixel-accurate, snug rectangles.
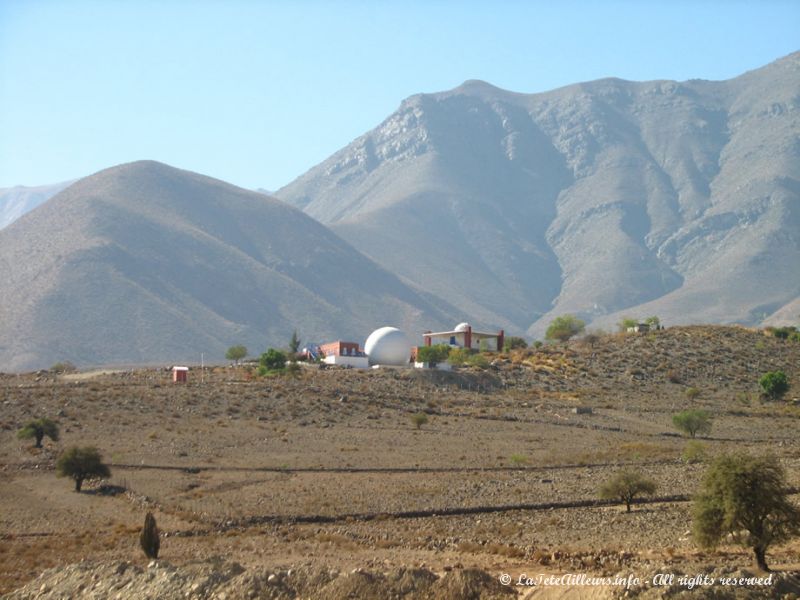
[0,161,455,371]
[0,181,75,229]
[276,52,800,335]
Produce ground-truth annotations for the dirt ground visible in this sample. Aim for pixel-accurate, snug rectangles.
[2,326,800,597]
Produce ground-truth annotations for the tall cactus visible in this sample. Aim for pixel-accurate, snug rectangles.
[140,512,160,559]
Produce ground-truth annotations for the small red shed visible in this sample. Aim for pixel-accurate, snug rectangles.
[172,366,189,383]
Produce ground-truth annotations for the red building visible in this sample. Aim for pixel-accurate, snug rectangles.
[318,341,364,357]
[172,366,188,383]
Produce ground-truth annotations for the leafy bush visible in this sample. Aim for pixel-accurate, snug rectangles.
[672,409,712,438]
[410,413,428,430]
[447,347,472,366]
[504,336,528,350]
[17,417,59,448]
[56,446,111,492]
[766,326,797,340]
[416,344,451,366]
[545,315,585,342]
[618,317,637,332]
[644,316,661,328]
[681,440,707,464]
[260,348,287,372]
[466,353,490,369]
[693,452,800,571]
[599,470,657,512]
[685,387,701,400]
[760,371,789,400]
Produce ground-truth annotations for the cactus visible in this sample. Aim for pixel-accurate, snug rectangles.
[140,512,160,559]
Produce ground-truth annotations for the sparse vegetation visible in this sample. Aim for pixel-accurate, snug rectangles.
[545,315,585,342]
[693,452,800,571]
[225,345,247,364]
[17,418,59,448]
[599,470,657,512]
[139,512,160,559]
[55,447,111,492]
[759,370,789,400]
[685,386,700,400]
[672,409,712,438]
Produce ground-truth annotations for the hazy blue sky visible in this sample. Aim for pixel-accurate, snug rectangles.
[1,0,798,190]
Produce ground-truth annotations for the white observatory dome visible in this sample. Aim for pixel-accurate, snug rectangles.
[364,326,411,366]
[454,322,471,332]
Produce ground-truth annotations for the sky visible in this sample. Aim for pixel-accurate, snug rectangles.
[1,0,798,190]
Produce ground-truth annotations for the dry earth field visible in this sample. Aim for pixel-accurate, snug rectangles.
[2,326,800,598]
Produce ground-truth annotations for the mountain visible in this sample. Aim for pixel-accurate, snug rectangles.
[0,161,456,371]
[276,52,800,336]
[0,181,76,229]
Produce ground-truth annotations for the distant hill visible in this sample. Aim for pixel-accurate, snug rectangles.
[276,52,800,335]
[0,161,456,371]
[0,181,76,229]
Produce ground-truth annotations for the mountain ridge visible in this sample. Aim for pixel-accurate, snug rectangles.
[276,51,800,335]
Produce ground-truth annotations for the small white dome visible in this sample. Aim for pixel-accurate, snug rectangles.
[364,327,411,366]
[454,322,471,332]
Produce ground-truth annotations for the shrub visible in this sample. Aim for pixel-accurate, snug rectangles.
[685,387,701,400]
[618,317,637,332]
[533,340,543,349]
[50,361,76,373]
[466,353,490,369]
[693,452,800,571]
[447,347,472,366]
[285,361,301,378]
[545,315,585,342]
[56,446,111,492]
[140,512,160,559]
[681,440,707,464]
[599,470,657,512]
[504,336,528,350]
[760,371,789,400]
[510,453,528,466]
[225,345,247,364]
[260,348,287,372]
[17,417,59,448]
[411,413,428,430]
[766,326,797,340]
[644,316,661,328]
[672,409,712,438]
[416,344,451,366]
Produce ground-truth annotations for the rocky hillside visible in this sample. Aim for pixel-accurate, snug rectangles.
[276,52,800,336]
[0,161,456,371]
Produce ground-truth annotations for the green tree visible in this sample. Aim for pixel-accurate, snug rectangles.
[599,470,657,512]
[693,453,800,571]
[760,371,789,400]
[18,417,60,448]
[260,348,287,372]
[545,315,585,342]
[288,330,301,355]
[672,409,712,438]
[56,446,111,492]
[618,317,637,332]
[225,345,247,364]
[504,336,528,350]
[417,344,451,366]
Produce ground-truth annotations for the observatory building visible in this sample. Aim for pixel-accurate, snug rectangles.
[422,322,505,352]
[364,326,412,366]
